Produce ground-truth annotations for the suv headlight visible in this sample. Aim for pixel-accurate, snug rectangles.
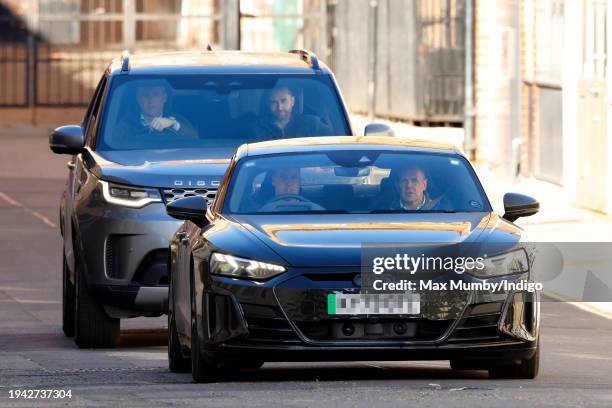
[100,180,162,208]
[468,248,529,279]
[210,253,286,280]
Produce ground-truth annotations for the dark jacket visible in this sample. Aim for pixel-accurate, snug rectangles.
[250,113,333,140]
[115,113,197,143]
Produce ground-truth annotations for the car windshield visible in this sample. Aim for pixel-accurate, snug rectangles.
[223,151,492,214]
[96,74,350,151]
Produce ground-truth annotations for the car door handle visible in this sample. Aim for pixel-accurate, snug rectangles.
[67,160,75,170]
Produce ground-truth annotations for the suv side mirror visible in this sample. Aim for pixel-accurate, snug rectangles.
[364,123,394,137]
[166,196,210,227]
[503,193,539,222]
[49,125,85,155]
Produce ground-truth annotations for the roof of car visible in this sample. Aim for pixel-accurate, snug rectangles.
[236,136,461,159]
[108,50,331,75]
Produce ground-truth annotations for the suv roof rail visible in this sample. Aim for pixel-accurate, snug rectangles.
[121,49,130,73]
[205,43,214,51]
[289,49,320,71]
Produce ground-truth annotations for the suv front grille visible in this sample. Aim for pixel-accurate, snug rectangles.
[162,188,217,204]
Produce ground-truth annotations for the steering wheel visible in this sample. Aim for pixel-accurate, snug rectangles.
[259,194,325,212]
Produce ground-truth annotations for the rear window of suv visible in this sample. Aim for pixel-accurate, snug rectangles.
[97,74,351,151]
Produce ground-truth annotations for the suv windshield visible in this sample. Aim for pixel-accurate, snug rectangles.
[97,74,350,151]
[223,151,491,214]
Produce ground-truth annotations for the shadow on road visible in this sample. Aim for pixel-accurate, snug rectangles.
[119,329,168,348]
[230,364,490,382]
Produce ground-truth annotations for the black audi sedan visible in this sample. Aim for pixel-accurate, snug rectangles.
[166,136,541,382]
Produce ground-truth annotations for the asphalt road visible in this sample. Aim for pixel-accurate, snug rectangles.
[1,129,611,407]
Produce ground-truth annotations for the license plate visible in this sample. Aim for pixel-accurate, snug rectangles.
[327,293,420,315]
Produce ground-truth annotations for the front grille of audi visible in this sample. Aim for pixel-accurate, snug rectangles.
[162,188,217,204]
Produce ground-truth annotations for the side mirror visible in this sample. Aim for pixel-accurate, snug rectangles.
[49,125,85,155]
[503,193,539,222]
[364,123,394,137]
[166,196,210,227]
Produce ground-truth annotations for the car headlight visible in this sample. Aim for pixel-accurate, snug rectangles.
[468,248,529,279]
[210,253,286,280]
[100,180,162,208]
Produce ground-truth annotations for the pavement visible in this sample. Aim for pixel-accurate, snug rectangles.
[1,126,612,407]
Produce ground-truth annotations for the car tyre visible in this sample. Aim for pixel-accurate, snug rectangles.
[488,342,540,379]
[517,342,540,379]
[74,259,120,348]
[190,275,220,383]
[168,281,190,373]
[190,320,217,383]
[62,254,75,337]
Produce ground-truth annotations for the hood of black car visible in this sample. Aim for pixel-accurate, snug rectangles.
[228,212,520,267]
[87,148,233,188]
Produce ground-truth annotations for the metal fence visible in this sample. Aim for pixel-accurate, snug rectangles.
[34,0,222,106]
[239,0,326,57]
[0,14,30,107]
[2,0,464,121]
[330,0,465,124]
[1,0,224,108]
[33,43,117,106]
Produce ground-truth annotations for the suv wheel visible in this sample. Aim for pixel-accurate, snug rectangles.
[74,259,120,348]
[62,254,75,337]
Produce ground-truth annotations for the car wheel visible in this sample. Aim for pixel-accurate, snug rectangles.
[62,254,75,337]
[74,259,120,348]
[190,318,213,383]
[517,343,540,379]
[190,276,218,383]
[168,285,190,373]
[488,343,540,379]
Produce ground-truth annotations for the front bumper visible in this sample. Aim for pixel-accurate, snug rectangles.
[75,197,180,314]
[197,269,539,361]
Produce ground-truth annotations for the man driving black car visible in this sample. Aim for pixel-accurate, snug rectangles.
[257,168,325,212]
[250,86,333,139]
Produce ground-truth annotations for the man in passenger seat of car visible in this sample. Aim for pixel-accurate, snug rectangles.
[389,166,440,211]
[117,83,197,140]
[250,86,333,139]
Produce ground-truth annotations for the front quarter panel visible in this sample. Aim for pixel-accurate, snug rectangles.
[188,215,287,348]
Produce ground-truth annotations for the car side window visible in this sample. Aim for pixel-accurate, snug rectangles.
[84,76,108,147]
